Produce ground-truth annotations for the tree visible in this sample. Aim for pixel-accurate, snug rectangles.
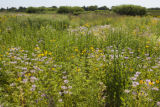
[98,6,109,10]
[26,7,37,13]
[0,8,5,12]
[57,6,84,14]
[18,7,26,12]
[8,7,17,12]
[88,5,98,11]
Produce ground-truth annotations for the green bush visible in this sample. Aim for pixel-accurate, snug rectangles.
[26,7,46,13]
[26,7,37,13]
[88,5,98,11]
[112,5,147,16]
[57,6,84,14]
[98,6,109,10]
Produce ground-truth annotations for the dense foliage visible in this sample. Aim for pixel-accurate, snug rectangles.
[0,5,109,14]
[57,6,84,14]
[112,5,147,16]
[98,6,109,10]
[1,5,160,17]
[26,7,51,13]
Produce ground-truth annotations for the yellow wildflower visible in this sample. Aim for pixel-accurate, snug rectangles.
[84,23,90,28]
[90,47,94,51]
[98,50,103,53]
[77,68,81,72]
[17,77,21,81]
[51,68,55,71]
[96,68,99,71]
[25,73,31,77]
[146,45,149,48]
[75,48,78,52]
[152,19,157,24]
[44,50,48,56]
[149,81,154,86]
[38,54,44,57]
[82,49,86,54]
[138,92,144,96]
[35,47,40,50]
[48,52,52,55]
[6,52,9,55]
[156,80,159,84]
[50,39,56,42]
[139,80,144,84]
[20,50,24,52]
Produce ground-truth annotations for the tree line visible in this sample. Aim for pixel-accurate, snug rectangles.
[0,5,109,13]
[1,5,158,16]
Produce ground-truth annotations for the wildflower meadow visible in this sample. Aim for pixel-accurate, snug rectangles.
[0,13,160,107]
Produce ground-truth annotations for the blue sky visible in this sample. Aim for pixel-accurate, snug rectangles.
[0,0,160,8]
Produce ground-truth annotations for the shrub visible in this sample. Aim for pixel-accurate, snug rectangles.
[8,7,17,12]
[88,5,98,11]
[18,7,26,12]
[57,6,70,13]
[26,7,46,13]
[112,5,147,16]
[98,6,109,10]
[72,7,84,13]
[26,7,37,13]
[57,6,84,14]
[57,6,84,15]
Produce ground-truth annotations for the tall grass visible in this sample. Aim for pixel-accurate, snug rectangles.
[0,13,160,107]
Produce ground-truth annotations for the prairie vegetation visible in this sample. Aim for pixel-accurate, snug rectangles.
[0,8,160,107]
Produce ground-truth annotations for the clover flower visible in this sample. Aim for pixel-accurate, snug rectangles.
[152,87,159,91]
[136,72,141,75]
[58,99,63,102]
[68,86,72,89]
[61,86,67,90]
[124,57,129,59]
[41,94,46,97]
[64,80,69,84]
[10,83,15,87]
[62,76,67,79]
[30,70,36,73]
[148,69,153,72]
[10,61,17,64]
[30,76,38,83]
[152,66,159,69]
[22,79,28,84]
[132,91,137,95]
[21,67,27,71]
[64,91,68,94]
[59,92,63,96]
[124,89,130,93]
[157,102,160,107]
[132,82,139,87]
[30,84,36,91]
[62,71,67,74]
[130,77,137,81]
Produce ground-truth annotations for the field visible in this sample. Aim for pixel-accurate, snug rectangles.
[0,12,160,107]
